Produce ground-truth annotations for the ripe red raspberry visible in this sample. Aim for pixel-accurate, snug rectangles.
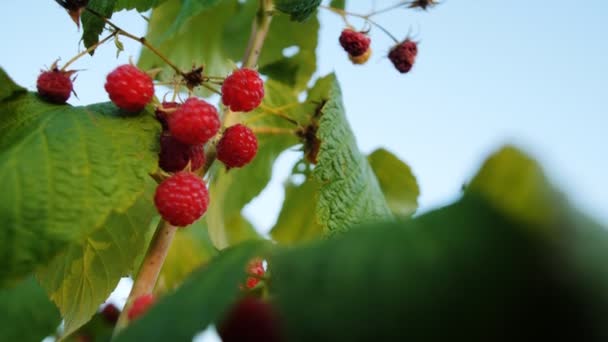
[218,297,284,342]
[158,134,205,172]
[127,294,155,321]
[100,303,120,324]
[221,68,264,112]
[339,29,371,57]
[154,172,209,227]
[216,124,258,169]
[104,64,154,112]
[155,101,180,131]
[36,68,74,104]
[168,98,220,145]
[388,39,418,74]
[245,258,265,289]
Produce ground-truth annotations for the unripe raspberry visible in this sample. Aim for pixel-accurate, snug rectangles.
[158,134,205,173]
[155,101,180,131]
[100,303,120,324]
[349,48,372,65]
[221,68,264,112]
[127,294,155,321]
[154,172,209,227]
[36,68,74,104]
[218,297,284,342]
[169,98,220,145]
[104,64,154,112]
[245,258,265,289]
[216,124,258,169]
[388,39,418,74]
[339,29,371,57]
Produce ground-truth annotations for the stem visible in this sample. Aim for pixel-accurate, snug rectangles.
[201,83,222,96]
[113,220,177,336]
[61,32,118,71]
[319,5,400,43]
[367,1,408,17]
[242,0,274,68]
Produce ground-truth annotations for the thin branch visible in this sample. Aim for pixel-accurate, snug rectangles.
[61,31,118,71]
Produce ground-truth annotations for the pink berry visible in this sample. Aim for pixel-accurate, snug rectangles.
[339,29,371,57]
[104,64,154,112]
[127,294,155,321]
[36,69,74,104]
[158,134,205,173]
[154,172,209,227]
[388,39,418,74]
[221,68,264,112]
[245,258,265,289]
[168,98,220,145]
[216,124,258,169]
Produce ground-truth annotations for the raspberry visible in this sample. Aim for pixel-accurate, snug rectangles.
[158,134,205,173]
[245,258,265,289]
[127,294,155,321]
[154,172,209,227]
[104,64,154,112]
[349,48,372,65]
[221,68,264,112]
[388,39,418,74]
[339,29,371,57]
[168,98,220,145]
[100,303,120,324]
[218,297,284,342]
[36,68,74,104]
[155,101,180,131]
[216,124,258,169]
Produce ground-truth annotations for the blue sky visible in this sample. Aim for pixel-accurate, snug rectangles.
[0,0,606,231]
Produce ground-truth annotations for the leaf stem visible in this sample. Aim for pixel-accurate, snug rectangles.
[61,31,118,71]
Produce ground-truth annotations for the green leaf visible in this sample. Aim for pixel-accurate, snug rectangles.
[139,0,319,93]
[329,0,346,10]
[275,0,321,21]
[0,68,26,102]
[270,196,608,341]
[155,219,217,294]
[311,75,392,235]
[163,0,224,39]
[114,0,168,11]
[0,276,61,342]
[82,0,117,51]
[368,148,419,218]
[63,310,116,342]
[116,240,272,341]
[36,180,157,337]
[0,91,160,285]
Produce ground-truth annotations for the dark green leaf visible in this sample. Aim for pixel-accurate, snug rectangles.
[0,276,61,342]
[275,0,321,21]
[82,0,117,51]
[0,68,26,102]
[163,0,224,39]
[368,148,419,217]
[0,92,160,285]
[115,240,272,341]
[36,180,157,337]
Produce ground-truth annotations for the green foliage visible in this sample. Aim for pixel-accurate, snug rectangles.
[0,276,61,342]
[0,73,160,285]
[114,0,168,11]
[0,68,26,101]
[115,240,272,341]
[311,75,392,236]
[82,0,117,51]
[275,0,322,21]
[36,180,157,337]
[329,0,346,10]
[368,148,419,217]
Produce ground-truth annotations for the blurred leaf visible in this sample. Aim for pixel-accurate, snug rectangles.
[310,75,392,236]
[82,0,117,51]
[329,0,345,10]
[63,310,116,342]
[0,68,26,102]
[114,0,168,11]
[0,276,61,342]
[116,240,272,341]
[275,0,321,21]
[162,0,224,39]
[271,195,608,341]
[0,87,159,285]
[368,148,419,217]
[36,180,157,337]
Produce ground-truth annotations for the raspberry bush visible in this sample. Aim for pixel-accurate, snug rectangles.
[1,1,607,342]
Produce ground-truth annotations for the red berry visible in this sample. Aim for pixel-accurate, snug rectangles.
[388,39,418,74]
[154,172,209,227]
[155,101,180,131]
[339,29,371,57]
[221,68,264,112]
[245,258,265,289]
[100,303,120,324]
[104,64,154,112]
[36,69,74,104]
[216,124,258,169]
[168,98,220,145]
[158,134,205,173]
[218,297,284,342]
[127,294,155,321]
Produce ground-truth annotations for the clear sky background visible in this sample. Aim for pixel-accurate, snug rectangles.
[1,1,607,340]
